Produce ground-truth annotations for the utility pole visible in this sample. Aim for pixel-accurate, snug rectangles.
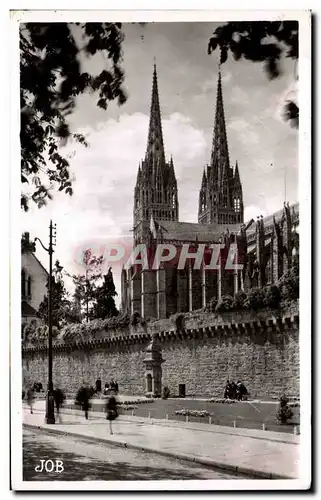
[35,220,56,424]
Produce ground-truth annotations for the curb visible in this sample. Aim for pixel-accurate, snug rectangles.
[59,408,300,446]
[23,423,295,480]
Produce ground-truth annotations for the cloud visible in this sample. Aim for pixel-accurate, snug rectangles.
[230,85,251,106]
[244,205,267,222]
[23,111,207,304]
[228,118,260,148]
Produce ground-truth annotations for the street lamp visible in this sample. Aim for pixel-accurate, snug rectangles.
[35,220,56,424]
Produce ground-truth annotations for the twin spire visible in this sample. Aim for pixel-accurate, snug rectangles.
[210,71,230,177]
[145,64,165,166]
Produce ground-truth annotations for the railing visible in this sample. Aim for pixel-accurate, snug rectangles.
[60,400,300,436]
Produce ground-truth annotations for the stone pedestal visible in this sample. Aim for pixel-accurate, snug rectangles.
[143,334,165,398]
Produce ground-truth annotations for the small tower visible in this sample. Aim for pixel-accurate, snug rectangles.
[232,161,243,223]
[133,64,179,244]
[143,334,165,397]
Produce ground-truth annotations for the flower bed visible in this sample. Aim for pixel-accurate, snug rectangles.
[288,402,300,408]
[121,405,138,411]
[206,398,237,404]
[119,399,155,405]
[174,409,210,417]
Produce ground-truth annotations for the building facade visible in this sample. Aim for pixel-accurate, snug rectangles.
[21,233,48,325]
[121,66,299,319]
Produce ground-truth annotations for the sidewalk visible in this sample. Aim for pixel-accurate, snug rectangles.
[22,406,299,480]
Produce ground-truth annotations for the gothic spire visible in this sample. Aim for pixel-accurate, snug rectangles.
[234,160,241,187]
[210,71,230,180]
[145,64,165,167]
[201,168,207,187]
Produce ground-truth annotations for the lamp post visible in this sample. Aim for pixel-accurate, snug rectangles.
[35,220,56,424]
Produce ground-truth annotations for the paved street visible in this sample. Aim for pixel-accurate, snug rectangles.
[23,428,243,481]
[22,406,299,479]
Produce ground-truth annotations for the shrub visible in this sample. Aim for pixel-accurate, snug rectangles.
[215,295,234,313]
[205,297,218,313]
[130,312,142,327]
[232,291,247,310]
[243,288,265,310]
[276,395,294,424]
[279,269,299,300]
[172,313,185,331]
[263,284,281,309]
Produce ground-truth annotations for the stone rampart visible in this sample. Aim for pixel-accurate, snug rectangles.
[22,301,299,398]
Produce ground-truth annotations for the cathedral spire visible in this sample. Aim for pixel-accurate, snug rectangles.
[145,64,165,167]
[234,160,240,183]
[210,71,230,180]
[201,168,207,187]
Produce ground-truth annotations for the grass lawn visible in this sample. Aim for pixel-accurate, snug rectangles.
[85,398,300,435]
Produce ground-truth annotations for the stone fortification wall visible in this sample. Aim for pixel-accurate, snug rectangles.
[22,302,299,399]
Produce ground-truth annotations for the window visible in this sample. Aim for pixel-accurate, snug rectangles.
[27,276,32,297]
[265,256,272,284]
[234,197,241,213]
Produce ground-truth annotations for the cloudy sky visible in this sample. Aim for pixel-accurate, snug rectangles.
[22,22,298,304]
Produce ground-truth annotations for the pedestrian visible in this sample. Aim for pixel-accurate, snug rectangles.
[236,381,248,401]
[105,391,119,435]
[26,386,35,414]
[76,382,91,420]
[114,381,119,395]
[95,379,102,394]
[224,380,231,399]
[230,381,237,400]
[53,387,65,422]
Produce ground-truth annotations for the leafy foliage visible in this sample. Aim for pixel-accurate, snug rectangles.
[232,291,247,310]
[243,287,265,311]
[205,297,218,313]
[21,232,36,254]
[263,284,281,309]
[69,249,104,322]
[38,260,73,328]
[215,294,234,313]
[20,23,127,210]
[23,323,59,344]
[94,267,118,319]
[171,313,185,331]
[208,21,299,127]
[130,312,146,328]
[279,263,299,300]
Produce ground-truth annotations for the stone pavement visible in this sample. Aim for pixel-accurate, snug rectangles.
[22,404,300,480]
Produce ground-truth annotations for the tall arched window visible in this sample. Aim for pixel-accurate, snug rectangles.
[27,276,32,297]
[21,269,26,298]
[234,197,241,213]
[265,256,272,285]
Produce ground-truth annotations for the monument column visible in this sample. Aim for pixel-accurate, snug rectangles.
[234,268,239,295]
[218,252,222,301]
[143,335,165,398]
[188,261,193,311]
[130,267,141,315]
[201,262,206,308]
[156,265,166,319]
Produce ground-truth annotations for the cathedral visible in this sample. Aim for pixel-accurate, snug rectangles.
[121,65,299,319]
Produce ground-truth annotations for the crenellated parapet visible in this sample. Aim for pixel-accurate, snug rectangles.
[22,301,299,354]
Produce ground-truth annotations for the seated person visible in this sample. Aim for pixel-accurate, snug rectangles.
[224,380,231,399]
[236,381,248,401]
